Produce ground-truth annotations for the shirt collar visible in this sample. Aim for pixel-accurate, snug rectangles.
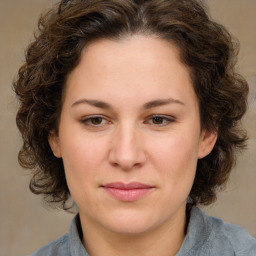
[69,215,90,256]
[176,207,212,255]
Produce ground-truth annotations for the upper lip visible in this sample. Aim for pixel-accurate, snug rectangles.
[102,182,154,189]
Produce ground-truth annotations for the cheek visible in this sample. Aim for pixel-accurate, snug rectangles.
[60,134,110,206]
[147,129,200,187]
[61,132,108,169]
[150,134,199,167]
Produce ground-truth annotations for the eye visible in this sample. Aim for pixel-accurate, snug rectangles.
[146,115,174,126]
[81,115,109,126]
[152,116,166,124]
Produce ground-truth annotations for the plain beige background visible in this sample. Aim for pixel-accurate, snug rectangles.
[0,0,255,255]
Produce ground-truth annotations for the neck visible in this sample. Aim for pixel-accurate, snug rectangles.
[79,205,187,256]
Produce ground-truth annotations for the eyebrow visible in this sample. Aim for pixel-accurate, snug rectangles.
[72,99,112,109]
[142,98,185,109]
[71,98,184,109]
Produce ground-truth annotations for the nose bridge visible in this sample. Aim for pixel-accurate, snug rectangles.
[109,120,145,170]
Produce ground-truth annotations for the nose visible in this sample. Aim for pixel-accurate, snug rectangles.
[108,123,146,171]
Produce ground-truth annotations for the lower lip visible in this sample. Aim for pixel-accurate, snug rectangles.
[103,187,153,202]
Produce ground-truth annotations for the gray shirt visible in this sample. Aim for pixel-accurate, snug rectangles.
[29,207,256,256]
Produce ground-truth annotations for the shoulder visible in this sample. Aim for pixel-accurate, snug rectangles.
[194,207,256,255]
[209,214,256,255]
[28,234,70,256]
[27,214,88,256]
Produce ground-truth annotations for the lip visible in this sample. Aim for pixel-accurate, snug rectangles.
[102,182,155,202]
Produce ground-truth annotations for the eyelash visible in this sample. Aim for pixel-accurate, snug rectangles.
[80,115,175,127]
[80,115,110,126]
[145,115,175,126]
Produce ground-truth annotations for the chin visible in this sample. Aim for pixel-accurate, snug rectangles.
[99,210,164,235]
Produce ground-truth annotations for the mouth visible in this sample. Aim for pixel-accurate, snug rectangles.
[101,182,155,202]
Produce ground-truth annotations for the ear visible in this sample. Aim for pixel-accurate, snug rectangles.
[198,129,217,159]
[48,131,62,158]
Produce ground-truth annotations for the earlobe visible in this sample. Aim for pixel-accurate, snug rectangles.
[48,131,62,158]
[198,129,217,159]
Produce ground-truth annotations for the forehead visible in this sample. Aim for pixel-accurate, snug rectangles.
[64,35,197,108]
[78,35,186,78]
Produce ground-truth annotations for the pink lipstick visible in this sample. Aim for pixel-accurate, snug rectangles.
[102,182,154,202]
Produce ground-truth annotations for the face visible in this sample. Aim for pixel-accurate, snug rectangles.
[49,35,216,236]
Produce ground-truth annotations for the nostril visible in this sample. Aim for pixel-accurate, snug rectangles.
[111,162,119,167]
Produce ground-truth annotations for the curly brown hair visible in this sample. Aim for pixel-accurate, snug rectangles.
[14,0,248,210]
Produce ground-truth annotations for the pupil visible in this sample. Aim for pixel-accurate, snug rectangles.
[153,117,163,124]
[92,117,102,124]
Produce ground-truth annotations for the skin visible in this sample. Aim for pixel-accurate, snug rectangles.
[49,35,217,256]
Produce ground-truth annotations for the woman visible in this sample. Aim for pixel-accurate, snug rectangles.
[14,0,256,255]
